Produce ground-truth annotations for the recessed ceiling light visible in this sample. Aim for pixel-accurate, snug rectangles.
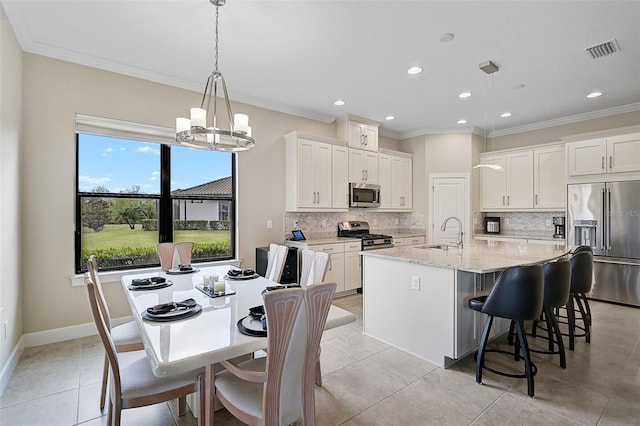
[407,66,423,75]
[458,91,472,98]
[385,115,395,121]
[587,91,603,98]
[513,84,525,90]
[440,33,455,43]
[334,100,346,106]
[457,119,467,124]
[500,112,512,118]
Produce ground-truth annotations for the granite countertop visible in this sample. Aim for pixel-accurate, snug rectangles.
[377,228,426,238]
[285,236,360,245]
[361,239,568,274]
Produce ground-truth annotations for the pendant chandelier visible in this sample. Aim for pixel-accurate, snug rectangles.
[473,60,503,171]
[175,0,255,152]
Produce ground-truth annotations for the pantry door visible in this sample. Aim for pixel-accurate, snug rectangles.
[429,174,470,244]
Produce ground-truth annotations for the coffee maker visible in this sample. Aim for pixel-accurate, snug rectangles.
[553,216,565,239]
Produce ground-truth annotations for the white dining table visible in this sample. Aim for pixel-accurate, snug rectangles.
[121,265,356,425]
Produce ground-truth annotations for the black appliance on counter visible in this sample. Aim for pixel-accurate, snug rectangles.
[553,216,565,239]
[338,221,394,293]
[255,246,297,284]
[484,217,501,234]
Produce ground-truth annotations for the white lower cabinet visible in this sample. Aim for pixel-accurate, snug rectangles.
[285,240,362,294]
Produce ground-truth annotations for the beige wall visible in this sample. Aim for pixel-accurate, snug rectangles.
[0,13,23,373]
[492,110,640,150]
[20,54,338,333]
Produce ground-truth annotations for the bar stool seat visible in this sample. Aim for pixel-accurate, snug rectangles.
[469,264,544,397]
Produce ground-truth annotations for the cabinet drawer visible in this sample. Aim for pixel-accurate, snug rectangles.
[344,241,362,252]
[312,243,345,254]
[405,236,426,246]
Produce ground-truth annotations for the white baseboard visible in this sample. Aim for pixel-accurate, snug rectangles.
[0,335,24,397]
[21,316,133,348]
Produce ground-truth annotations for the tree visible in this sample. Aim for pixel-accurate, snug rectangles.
[82,197,110,232]
[112,200,155,230]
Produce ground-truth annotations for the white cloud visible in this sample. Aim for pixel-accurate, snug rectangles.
[136,146,160,155]
[151,171,160,176]
[79,175,112,184]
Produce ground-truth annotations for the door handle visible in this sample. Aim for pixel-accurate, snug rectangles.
[507,195,510,206]
[317,192,320,204]
[502,195,506,206]
[602,156,605,170]
[364,134,368,146]
[609,156,613,170]
[365,170,368,180]
[535,194,538,205]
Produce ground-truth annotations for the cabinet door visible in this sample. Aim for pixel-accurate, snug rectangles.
[506,150,533,208]
[349,149,366,183]
[607,133,640,173]
[297,139,318,208]
[363,125,379,152]
[364,152,379,184]
[399,157,413,209]
[347,121,365,149]
[344,251,361,291]
[567,138,607,176]
[326,253,345,292]
[378,154,392,208]
[480,154,507,209]
[534,146,565,209]
[455,271,479,358]
[332,145,349,208]
[314,142,333,208]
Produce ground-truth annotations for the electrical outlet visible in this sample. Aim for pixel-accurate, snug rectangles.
[505,218,510,225]
[411,275,420,290]
[395,218,400,225]
[373,218,378,226]
[546,219,552,226]
[3,321,7,340]
[293,220,299,229]
[266,219,273,229]
[322,218,327,227]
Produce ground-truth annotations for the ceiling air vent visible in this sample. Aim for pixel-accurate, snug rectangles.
[585,39,620,59]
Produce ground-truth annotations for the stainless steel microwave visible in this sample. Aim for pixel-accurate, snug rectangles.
[349,183,381,208]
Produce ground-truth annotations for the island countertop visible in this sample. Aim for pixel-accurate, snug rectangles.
[360,239,568,273]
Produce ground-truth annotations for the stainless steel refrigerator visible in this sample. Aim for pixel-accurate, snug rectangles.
[567,181,640,307]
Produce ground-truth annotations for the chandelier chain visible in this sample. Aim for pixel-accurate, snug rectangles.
[214,4,219,71]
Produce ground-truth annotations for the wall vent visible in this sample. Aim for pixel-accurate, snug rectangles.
[585,39,620,59]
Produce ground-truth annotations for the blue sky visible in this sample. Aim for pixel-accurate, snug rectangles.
[78,134,232,193]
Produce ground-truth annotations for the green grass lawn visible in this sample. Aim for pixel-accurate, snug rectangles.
[82,224,230,250]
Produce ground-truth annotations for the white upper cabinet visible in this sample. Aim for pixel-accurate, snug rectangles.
[378,149,413,210]
[505,150,534,209]
[533,145,565,209]
[284,132,349,212]
[336,114,380,152]
[479,153,508,209]
[349,148,379,184]
[567,132,640,176]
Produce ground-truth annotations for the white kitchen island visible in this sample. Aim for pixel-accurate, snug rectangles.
[361,240,568,368]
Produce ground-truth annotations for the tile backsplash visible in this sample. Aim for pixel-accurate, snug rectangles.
[474,211,565,239]
[284,211,425,239]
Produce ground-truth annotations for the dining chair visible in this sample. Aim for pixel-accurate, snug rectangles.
[299,249,316,286]
[87,256,144,411]
[214,282,336,425]
[156,242,176,271]
[175,241,194,265]
[266,244,289,283]
[85,277,205,426]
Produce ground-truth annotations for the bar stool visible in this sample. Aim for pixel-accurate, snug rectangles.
[522,258,572,368]
[565,249,593,350]
[469,264,544,397]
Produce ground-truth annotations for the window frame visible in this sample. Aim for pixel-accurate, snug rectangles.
[74,133,237,274]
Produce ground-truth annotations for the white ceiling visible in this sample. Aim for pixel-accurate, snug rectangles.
[3,0,640,139]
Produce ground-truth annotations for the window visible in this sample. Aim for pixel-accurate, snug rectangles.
[75,132,235,273]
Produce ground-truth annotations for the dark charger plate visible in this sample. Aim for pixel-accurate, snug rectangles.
[237,315,267,337]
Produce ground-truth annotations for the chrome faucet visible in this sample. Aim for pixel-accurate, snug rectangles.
[440,216,464,249]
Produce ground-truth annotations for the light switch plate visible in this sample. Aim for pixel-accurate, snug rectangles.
[411,275,420,290]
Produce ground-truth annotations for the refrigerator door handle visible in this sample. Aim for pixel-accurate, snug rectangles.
[606,187,612,251]
[601,187,606,251]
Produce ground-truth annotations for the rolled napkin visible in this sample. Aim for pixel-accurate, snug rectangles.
[242,268,255,276]
[131,276,166,287]
[147,298,196,315]
[178,264,193,272]
[227,268,242,277]
[249,305,265,318]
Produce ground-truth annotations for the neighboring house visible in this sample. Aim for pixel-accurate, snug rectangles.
[172,176,232,222]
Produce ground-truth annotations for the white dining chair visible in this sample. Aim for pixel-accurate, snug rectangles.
[85,277,204,426]
[156,242,176,271]
[87,256,144,411]
[266,244,289,283]
[214,282,336,425]
[299,249,316,286]
[175,241,194,265]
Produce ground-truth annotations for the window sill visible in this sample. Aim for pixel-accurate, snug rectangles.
[70,259,242,287]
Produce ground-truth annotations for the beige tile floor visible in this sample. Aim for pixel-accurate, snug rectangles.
[1,295,639,425]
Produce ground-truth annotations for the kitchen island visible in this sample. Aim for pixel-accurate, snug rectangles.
[361,240,568,368]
